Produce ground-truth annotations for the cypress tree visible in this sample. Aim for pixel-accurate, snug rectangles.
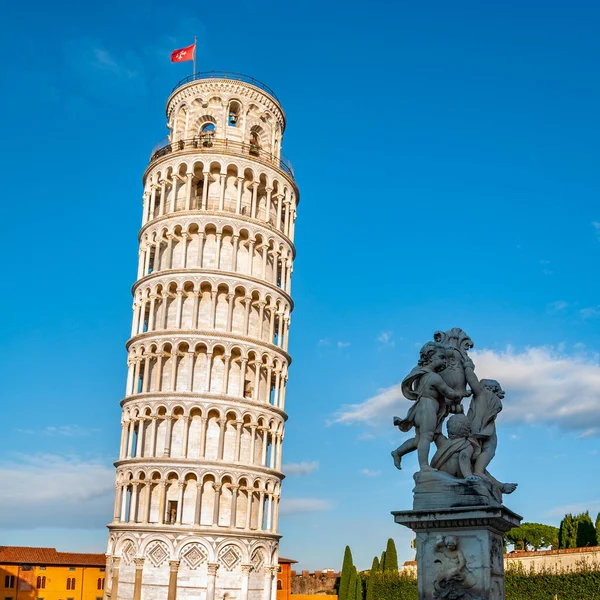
[379,551,386,572]
[355,572,363,600]
[370,556,379,574]
[338,546,354,600]
[365,573,375,600]
[559,514,577,549]
[347,566,357,600]
[576,512,596,547]
[384,538,399,573]
[596,513,600,546]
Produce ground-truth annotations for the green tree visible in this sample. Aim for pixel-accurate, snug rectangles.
[355,572,363,600]
[369,556,380,574]
[338,546,354,600]
[559,514,577,549]
[379,551,386,572]
[505,522,559,551]
[595,513,600,546]
[384,538,399,573]
[347,566,357,600]
[576,512,597,547]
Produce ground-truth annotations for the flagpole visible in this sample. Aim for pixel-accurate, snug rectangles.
[193,36,197,80]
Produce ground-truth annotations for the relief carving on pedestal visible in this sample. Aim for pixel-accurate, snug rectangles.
[432,536,482,600]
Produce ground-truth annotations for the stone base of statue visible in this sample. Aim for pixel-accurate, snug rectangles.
[393,475,522,600]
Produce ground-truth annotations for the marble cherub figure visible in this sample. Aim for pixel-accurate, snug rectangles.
[391,342,466,472]
[433,536,478,599]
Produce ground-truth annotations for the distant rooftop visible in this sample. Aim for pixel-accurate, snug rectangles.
[0,546,105,567]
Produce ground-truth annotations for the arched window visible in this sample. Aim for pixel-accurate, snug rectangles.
[97,578,105,590]
[37,576,46,589]
[200,123,215,147]
[66,578,76,590]
[228,102,240,126]
[277,580,283,591]
[249,131,260,156]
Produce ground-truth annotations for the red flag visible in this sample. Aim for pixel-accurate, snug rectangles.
[171,43,195,63]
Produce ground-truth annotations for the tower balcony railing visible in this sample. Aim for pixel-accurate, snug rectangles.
[149,136,295,179]
[172,71,280,102]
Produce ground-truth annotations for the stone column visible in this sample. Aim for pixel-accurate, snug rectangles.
[257,490,265,530]
[170,177,178,213]
[219,174,226,210]
[158,481,167,524]
[213,484,222,525]
[180,233,188,269]
[167,561,180,600]
[263,566,273,600]
[133,558,144,600]
[217,419,226,460]
[201,171,210,209]
[164,417,174,456]
[176,482,186,524]
[181,416,191,458]
[265,187,273,223]
[194,482,203,525]
[235,177,244,214]
[129,481,140,523]
[240,564,252,600]
[185,172,193,210]
[230,485,239,528]
[245,489,254,529]
[232,235,240,271]
[251,182,259,218]
[110,557,120,600]
[113,484,123,521]
[199,416,208,458]
[143,482,152,523]
[207,563,219,600]
[214,234,222,270]
[234,420,243,461]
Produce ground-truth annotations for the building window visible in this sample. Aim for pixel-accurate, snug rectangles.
[200,123,215,147]
[99,568,105,573]
[5,596,14,600]
[277,580,283,591]
[39,567,46,571]
[36,576,46,589]
[4,576,15,589]
[67,578,76,590]
[97,578,105,590]
[68,568,76,572]
[166,500,178,524]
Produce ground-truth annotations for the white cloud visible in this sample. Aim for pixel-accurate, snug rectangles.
[360,469,381,477]
[92,48,139,79]
[545,499,600,518]
[378,331,395,347]
[318,339,331,347]
[547,300,569,315]
[578,429,598,439]
[334,346,600,435]
[283,461,319,476]
[0,454,114,529]
[357,432,375,441]
[580,306,600,319]
[279,498,332,515]
[593,222,600,238]
[337,341,351,348]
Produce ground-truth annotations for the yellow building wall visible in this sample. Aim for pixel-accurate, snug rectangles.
[0,564,106,600]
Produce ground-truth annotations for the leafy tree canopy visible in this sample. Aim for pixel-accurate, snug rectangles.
[506,522,559,551]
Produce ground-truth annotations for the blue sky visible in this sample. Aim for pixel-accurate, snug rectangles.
[1,0,600,571]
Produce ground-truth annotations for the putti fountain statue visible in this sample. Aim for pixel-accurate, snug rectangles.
[391,328,521,600]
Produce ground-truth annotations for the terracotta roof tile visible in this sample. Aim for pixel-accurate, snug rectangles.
[0,547,105,567]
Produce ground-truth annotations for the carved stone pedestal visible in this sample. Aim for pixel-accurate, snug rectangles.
[393,505,521,600]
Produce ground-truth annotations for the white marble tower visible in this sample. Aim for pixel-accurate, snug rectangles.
[105,72,298,600]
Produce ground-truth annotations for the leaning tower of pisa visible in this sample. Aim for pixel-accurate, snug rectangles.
[105,72,298,600]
